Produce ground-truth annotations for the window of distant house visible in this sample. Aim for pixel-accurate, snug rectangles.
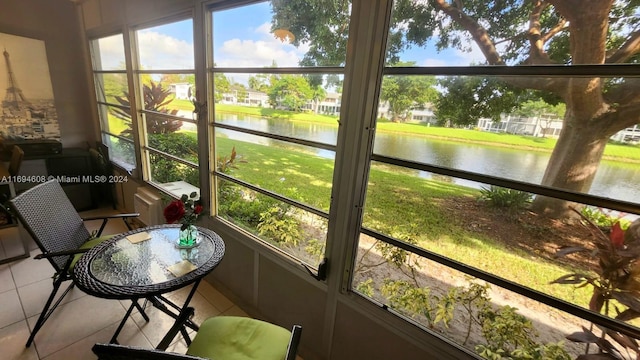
[133,18,199,198]
[207,0,350,269]
[90,33,135,171]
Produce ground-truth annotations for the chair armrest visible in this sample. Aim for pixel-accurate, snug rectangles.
[82,213,140,236]
[82,213,140,221]
[34,248,89,260]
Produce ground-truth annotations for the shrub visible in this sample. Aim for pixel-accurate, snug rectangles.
[580,206,631,229]
[476,306,571,360]
[148,132,199,185]
[257,206,301,245]
[478,186,532,209]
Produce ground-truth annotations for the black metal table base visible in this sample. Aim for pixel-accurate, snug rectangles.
[109,279,201,346]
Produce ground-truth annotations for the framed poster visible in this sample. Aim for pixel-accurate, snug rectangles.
[0,32,60,141]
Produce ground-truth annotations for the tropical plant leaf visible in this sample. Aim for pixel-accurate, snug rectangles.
[604,329,639,352]
[555,246,590,258]
[576,354,619,359]
[566,328,600,343]
[595,337,625,360]
[616,308,640,322]
[589,289,606,312]
[551,273,588,285]
[612,292,640,313]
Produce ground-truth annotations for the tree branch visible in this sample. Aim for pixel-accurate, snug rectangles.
[527,1,567,64]
[527,0,551,63]
[541,18,567,43]
[431,0,504,65]
[606,30,640,63]
[603,80,640,105]
[600,102,640,136]
[502,76,568,97]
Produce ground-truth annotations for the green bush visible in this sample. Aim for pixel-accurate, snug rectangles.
[580,206,631,229]
[148,133,199,186]
[476,306,571,360]
[478,186,532,209]
[257,206,301,245]
[218,187,275,227]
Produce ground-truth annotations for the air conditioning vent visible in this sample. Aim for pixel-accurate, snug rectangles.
[133,187,163,226]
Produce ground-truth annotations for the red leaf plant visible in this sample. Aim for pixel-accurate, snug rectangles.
[553,208,640,359]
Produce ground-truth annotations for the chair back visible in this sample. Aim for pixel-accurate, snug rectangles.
[9,145,24,176]
[285,325,303,360]
[9,179,90,271]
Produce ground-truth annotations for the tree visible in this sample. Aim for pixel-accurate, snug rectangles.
[268,74,314,111]
[248,61,281,94]
[214,72,230,103]
[248,74,275,93]
[236,86,248,104]
[379,61,438,122]
[272,0,640,218]
[514,100,565,119]
[435,76,528,127]
[310,85,326,113]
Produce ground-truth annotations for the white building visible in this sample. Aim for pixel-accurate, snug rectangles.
[221,88,269,107]
[477,113,563,137]
[170,83,192,100]
[611,124,640,143]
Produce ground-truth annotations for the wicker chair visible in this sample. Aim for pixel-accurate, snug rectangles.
[9,179,142,347]
[93,307,303,360]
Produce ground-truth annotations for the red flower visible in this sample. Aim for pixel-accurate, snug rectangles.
[194,204,203,215]
[610,222,625,248]
[164,200,185,224]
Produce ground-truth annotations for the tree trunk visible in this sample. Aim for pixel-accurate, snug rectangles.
[531,110,609,218]
[529,3,613,219]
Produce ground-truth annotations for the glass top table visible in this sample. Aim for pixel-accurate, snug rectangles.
[72,224,225,345]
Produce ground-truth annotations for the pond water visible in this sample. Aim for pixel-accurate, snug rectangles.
[215,113,640,205]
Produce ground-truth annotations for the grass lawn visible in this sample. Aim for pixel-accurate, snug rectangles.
[135,103,615,308]
[215,135,593,306]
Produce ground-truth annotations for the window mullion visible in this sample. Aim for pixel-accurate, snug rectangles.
[123,25,145,180]
[321,0,394,352]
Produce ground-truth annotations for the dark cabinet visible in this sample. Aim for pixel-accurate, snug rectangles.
[14,148,97,211]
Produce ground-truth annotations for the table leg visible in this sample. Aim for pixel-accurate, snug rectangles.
[110,300,137,344]
[151,279,202,349]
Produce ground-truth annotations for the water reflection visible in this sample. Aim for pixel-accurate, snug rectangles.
[215,113,640,203]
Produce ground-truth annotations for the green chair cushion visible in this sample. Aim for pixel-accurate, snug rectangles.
[69,236,111,272]
[187,316,292,360]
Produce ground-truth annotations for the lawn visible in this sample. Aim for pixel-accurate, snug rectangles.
[214,135,594,307]
[122,103,619,308]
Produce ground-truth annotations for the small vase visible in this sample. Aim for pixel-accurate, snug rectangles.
[178,224,199,248]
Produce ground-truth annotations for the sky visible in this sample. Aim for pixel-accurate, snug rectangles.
[94,1,485,87]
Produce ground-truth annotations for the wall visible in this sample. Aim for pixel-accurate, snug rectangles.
[0,0,95,148]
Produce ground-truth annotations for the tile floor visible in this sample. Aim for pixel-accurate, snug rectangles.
[0,207,249,360]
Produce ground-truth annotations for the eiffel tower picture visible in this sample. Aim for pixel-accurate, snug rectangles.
[0,32,60,141]
[3,48,31,111]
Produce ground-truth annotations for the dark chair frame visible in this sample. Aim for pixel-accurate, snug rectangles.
[90,143,117,209]
[93,307,303,360]
[9,179,143,347]
[8,145,24,177]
